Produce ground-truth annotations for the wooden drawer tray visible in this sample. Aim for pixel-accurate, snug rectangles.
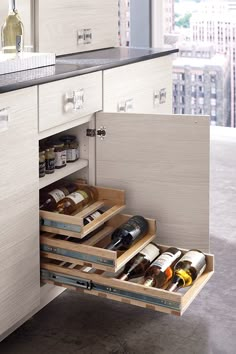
[41,214,156,273]
[40,245,214,316]
[40,186,125,239]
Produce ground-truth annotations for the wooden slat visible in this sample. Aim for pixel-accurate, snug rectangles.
[72,201,105,218]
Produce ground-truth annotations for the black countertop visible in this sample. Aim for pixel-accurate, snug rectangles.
[0,47,178,93]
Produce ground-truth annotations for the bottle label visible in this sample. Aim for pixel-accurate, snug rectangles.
[67,191,88,204]
[48,189,66,203]
[140,244,160,262]
[39,161,45,176]
[67,149,77,162]
[152,250,182,271]
[55,151,67,167]
[179,250,206,274]
[84,211,102,224]
[46,158,55,171]
[16,35,23,53]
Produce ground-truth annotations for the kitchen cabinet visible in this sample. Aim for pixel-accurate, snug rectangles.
[35,0,118,56]
[0,51,213,340]
[0,87,40,338]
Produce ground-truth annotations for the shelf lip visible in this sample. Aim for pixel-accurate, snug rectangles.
[39,159,88,189]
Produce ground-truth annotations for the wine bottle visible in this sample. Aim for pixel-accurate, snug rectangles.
[143,247,182,288]
[118,243,160,281]
[83,210,103,225]
[40,183,78,211]
[106,215,149,251]
[1,0,24,53]
[167,250,206,292]
[56,185,97,215]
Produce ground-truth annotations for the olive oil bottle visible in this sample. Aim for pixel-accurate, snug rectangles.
[1,0,24,53]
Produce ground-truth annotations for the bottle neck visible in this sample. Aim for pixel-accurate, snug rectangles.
[106,238,122,250]
[9,0,17,12]
[143,278,154,287]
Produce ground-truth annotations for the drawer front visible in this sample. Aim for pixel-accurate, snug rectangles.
[40,214,156,273]
[103,57,173,114]
[35,0,118,55]
[41,247,214,316]
[39,72,102,132]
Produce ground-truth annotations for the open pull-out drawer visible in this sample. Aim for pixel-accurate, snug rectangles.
[40,245,214,316]
[41,214,156,272]
[40,186,125,239]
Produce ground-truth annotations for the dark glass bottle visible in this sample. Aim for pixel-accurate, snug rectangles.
[39,183,78,211]
[118,243,160,281]
[143,247,182,288]
[106,215,149,251]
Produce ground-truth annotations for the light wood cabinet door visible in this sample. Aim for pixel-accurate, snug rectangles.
[35,0,118,55]
[103,57,173,114]
[0,87,40,338]
[95,112,210,252]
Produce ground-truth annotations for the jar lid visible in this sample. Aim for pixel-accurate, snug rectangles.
[60,135,77,142]
[54,143,64,148]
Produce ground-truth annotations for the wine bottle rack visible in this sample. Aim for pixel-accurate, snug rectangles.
[40,214,156,273]
[41,245,214,316]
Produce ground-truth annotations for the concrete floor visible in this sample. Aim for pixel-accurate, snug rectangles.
[0,128,236,354]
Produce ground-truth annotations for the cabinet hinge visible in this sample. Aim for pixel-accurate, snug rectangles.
[86,127,106,140]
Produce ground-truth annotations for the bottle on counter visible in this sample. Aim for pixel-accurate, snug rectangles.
[167,250,207,292]
[40,182,78,211]
[1,0,24,54]
[105,216,149,251]
[143,247,182,288]
[55,185,98,215]
[118,243,160,281]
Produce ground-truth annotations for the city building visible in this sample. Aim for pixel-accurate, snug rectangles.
[173,43,231,126]
[190,0,236,126]
[118,0,130,46]
[164,0,175,35]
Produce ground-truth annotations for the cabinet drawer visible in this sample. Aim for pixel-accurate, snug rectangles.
[40,186,125,239]
[35,0,118,56]
[38,72,102,132]
[41,246,214,316]
[41,214,156,272]
[103,57,173,114]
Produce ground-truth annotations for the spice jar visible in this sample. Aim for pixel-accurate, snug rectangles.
[45,147,55,174]
[54,142,67,169]
[39,150,46,178]
[60,135,79,163]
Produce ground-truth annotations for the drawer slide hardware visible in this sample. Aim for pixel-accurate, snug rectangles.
[86,127,106,140]
[41,270,92,290]
[41,244,115,266]
[41,219,82,234]
[41,269,180,311]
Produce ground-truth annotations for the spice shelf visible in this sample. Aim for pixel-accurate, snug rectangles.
[39,159,88,190]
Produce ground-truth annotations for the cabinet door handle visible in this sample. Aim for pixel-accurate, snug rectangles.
[0,107,9,132]
[125,98,134,112]
[117,100,126,112]
[153,88,167,107]
[64,89,84,112]
[117,98,134,112]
